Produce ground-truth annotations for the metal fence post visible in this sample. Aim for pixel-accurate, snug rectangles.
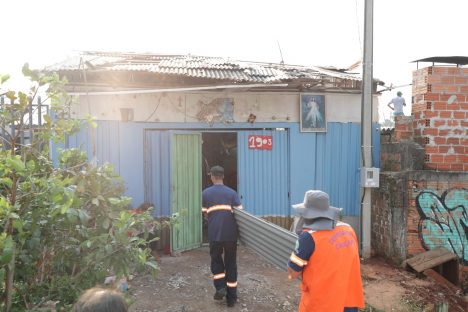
[38,96,42,126]
[29,97,33,144]
[10,98,15,145]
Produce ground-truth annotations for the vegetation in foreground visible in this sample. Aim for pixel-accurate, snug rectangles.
[0,67,158,311]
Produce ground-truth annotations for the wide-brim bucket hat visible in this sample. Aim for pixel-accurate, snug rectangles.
[292,190,342,220]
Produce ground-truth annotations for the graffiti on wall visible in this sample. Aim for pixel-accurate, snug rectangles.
[416,188,468,264]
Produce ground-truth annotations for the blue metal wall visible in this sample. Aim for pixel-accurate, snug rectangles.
[52,121,380,217]
[144,130,171,217]
[237,129,289,216]
[289,123,380,216]
[67,121,120,172]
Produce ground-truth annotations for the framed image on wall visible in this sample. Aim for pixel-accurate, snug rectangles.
[300,94,326,132]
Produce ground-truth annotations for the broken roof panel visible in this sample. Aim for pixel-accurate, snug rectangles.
[44,51,366,85]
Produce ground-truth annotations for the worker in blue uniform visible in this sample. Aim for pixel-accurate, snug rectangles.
[202,165,243,308]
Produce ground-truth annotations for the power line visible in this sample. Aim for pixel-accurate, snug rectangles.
[355,0,363,56]
[277,40,285,65]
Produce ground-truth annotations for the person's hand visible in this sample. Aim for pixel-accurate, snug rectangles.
[287,267,302,280]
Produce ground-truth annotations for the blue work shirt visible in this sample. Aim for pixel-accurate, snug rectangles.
[202,184,241,242]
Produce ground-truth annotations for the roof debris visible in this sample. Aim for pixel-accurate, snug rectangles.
[45,51,365,86]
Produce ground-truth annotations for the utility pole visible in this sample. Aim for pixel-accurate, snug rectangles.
[360,0,374,258]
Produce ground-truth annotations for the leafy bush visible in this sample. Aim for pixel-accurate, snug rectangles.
[0,67,158,311]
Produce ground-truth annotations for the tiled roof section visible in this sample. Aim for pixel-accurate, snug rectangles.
[45,51,362,84]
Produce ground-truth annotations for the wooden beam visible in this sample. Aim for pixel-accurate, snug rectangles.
[423,269,460,292]
[406,247,458,273]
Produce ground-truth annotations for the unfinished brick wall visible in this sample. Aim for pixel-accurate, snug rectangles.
[412,66,468,171]
[371,173,409,263]
[374,172,468,289]
[380,140,424,172]
[406,172,468,267]
[372,171,468,268]
[394,116,414,142]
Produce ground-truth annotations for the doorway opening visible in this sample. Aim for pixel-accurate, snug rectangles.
[201,132,238,243]
[202,132,238,191]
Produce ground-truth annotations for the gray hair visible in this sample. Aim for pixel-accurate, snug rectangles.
[73,287,128,312]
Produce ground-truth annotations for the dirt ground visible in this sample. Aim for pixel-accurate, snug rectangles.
[361,258,466,312]
[128,246,466,312]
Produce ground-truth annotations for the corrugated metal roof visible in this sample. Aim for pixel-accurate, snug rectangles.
[412,56,468,65]
[44,51,362,84]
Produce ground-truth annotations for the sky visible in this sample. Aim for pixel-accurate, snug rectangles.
[1,0,467,121]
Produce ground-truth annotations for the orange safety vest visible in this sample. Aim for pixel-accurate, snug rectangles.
[298,222,365,312]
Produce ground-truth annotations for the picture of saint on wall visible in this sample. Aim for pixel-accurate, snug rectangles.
[300,94,326,132]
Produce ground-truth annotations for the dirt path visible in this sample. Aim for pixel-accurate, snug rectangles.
[362,258,466,312]
[129,246,300,312]
[128,246,466,312]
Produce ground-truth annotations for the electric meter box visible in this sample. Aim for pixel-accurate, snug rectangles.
[361,167,380,188]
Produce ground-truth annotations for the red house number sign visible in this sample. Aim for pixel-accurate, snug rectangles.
[248,135,273,150]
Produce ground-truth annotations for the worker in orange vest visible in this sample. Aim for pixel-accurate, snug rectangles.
[287,190,365,312]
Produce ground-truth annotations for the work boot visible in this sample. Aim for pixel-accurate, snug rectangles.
[227,299,236,307]
[213,287,226,300]
[226,287,237,307]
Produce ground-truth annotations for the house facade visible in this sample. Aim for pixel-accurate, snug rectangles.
[47,52,381,251]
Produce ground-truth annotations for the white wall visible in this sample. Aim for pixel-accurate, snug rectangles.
[72,92,380,123]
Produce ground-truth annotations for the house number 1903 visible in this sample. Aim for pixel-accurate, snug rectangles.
[248,135,273,150]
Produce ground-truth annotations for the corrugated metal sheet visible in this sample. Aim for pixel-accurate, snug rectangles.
[313,123,361,216]
[237,129,289,217]
[171,132,202,252]
[263,216,294,230]
[67,120,120,171]
[95,121,120,171]
[144,130,171,217]
[118,122,146,207]
[66,124,92,156]
[234,208,297,271]
[306,122,380,216]
[45,52,364,84]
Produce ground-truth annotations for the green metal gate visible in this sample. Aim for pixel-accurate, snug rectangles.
[171,132,202,252]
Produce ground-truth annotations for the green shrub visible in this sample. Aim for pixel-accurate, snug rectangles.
[0,67,159,311]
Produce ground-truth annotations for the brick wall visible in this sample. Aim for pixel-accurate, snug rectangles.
[394,116,414,142]
[407,175,468,290]
[412,66,468,171]
[375,65,468,285]
[380,140,424,172]
[406,172,468,267]
[372,172,408,263]
[373,171,468,268]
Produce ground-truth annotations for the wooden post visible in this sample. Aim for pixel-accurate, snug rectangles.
[4,245,15,312]
[435,302,448,312]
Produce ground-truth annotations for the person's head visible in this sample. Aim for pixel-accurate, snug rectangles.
[73,287,128,312]
[209,165,224,184]
[292,190,342,221]
[397,91,402,97]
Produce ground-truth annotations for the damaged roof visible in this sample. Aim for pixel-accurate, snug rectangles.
[45,51,364,86]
